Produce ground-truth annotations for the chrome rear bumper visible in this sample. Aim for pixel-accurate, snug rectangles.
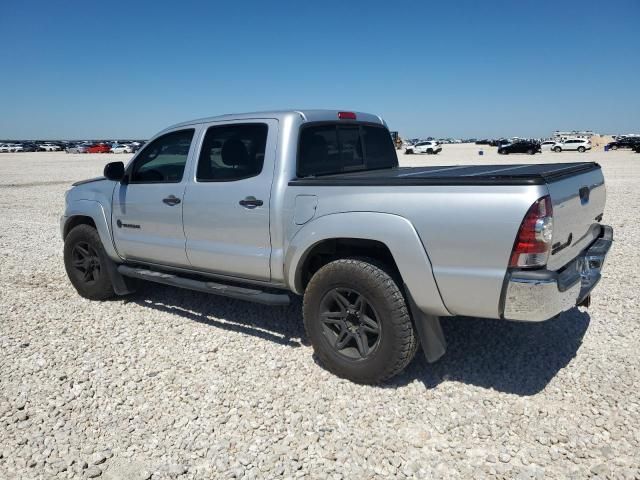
[503,225,613,322]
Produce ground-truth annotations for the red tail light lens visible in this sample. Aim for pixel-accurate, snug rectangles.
[338,111,356,120]
[509,196,554,268]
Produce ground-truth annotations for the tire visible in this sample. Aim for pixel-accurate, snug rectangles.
[610,145,618,150]
[64,225,115,300]
[577,146,586,153]
[527,149,535,155]
[303,258,418,384]
[406,150,413,155]
[553,147,562,153]
[427,149,433,154]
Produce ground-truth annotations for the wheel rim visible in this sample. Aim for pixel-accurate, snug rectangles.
[71,242,101,284]
[319,288,381,360]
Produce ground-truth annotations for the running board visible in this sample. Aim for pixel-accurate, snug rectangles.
[117,265,290,306]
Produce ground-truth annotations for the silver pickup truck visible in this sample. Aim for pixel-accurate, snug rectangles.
[61,110,613,383]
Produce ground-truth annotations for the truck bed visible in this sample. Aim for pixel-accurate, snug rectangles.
[289,162,600,186]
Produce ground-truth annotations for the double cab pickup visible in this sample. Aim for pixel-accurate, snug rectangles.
[61,110,612,383]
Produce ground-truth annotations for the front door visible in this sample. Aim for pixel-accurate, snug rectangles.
[112,128,198,267]
[182,120,277,281]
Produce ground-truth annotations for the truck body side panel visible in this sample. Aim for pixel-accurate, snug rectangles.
[284,183,547,319]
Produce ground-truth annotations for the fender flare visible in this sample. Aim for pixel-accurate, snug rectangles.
[63,200,121,261]
[284,212,451,317]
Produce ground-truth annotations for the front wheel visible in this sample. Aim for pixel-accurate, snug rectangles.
[303,258,418,384]
[610,145,618,150]
[553,147,562,153]
[64,225,115,300]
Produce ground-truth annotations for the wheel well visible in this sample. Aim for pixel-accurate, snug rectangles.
[63,216,96,239]
[298,238,400,291]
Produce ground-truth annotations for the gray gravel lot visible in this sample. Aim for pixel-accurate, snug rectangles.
[1,146,639,479]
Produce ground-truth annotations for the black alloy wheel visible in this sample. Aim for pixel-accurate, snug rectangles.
[70,242,102,285]
[319,288,381,360]
[63,224,115,300]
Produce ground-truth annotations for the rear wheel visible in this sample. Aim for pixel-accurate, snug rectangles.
[553,146,562,153]
[527,148,535,155]
[578,146,586,153]
[303,258,418,384]
[427,149,433,154]
[610,145,618,150]
[64,225,115,300]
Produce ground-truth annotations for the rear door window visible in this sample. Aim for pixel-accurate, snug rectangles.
[298,123,397,177]
[196,123,268,181]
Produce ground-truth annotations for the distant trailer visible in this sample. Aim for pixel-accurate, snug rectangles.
[553,130,597,141]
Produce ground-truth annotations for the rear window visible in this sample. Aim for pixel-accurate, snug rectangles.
[297,123,397,177]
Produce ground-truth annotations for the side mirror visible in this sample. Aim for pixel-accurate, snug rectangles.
[104,161,125,182]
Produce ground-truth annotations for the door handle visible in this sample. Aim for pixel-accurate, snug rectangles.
[239,196,263,209]
[162,195,181,206]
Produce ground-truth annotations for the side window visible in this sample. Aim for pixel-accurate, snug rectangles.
[130,129,194,183]
[196,123,268,181]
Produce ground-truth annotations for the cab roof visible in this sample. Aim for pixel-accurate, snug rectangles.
[164,110,386,132]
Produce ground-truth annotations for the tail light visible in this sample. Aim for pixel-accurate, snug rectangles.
[509,196,554,268]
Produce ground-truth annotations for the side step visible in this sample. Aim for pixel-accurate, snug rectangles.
[117,265,290,306]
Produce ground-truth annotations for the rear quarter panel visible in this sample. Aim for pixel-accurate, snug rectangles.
[284,183,547,319]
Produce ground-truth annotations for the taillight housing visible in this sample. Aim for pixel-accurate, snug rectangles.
[509,196,554,268]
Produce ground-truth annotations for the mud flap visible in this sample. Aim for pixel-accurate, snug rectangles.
[103,256,137,296]
[405,289,447,363]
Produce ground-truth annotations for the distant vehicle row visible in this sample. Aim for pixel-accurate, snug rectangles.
[0,141,142,153]
[496,138,592,155]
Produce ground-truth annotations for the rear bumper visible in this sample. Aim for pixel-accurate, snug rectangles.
[502,225,613,322]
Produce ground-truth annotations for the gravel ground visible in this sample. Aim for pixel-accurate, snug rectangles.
[1,146,639,479]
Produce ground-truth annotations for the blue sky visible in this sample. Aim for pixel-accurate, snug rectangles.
[1,0,638,139]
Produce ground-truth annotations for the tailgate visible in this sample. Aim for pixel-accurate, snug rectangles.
[546,165,606,271]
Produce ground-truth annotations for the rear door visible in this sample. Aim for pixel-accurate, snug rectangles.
[111,128,197,267]
[182,120,278,281]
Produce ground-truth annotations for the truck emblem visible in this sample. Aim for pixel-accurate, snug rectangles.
[116,219,140,229]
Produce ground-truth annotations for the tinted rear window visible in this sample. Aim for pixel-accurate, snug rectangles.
[298,123,397,177]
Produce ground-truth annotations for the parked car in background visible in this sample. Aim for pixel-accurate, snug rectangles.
[605,137,640,150]
[540,140,557,152]
[405,140,442,154]
[38,143,62,151]
[66,144,89,154]
[498,140,541,155]
[20,143,39,152]
[0,143,23,152]
[553,139,591,153]
[86,144,112,153]
[111,144,133,154]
